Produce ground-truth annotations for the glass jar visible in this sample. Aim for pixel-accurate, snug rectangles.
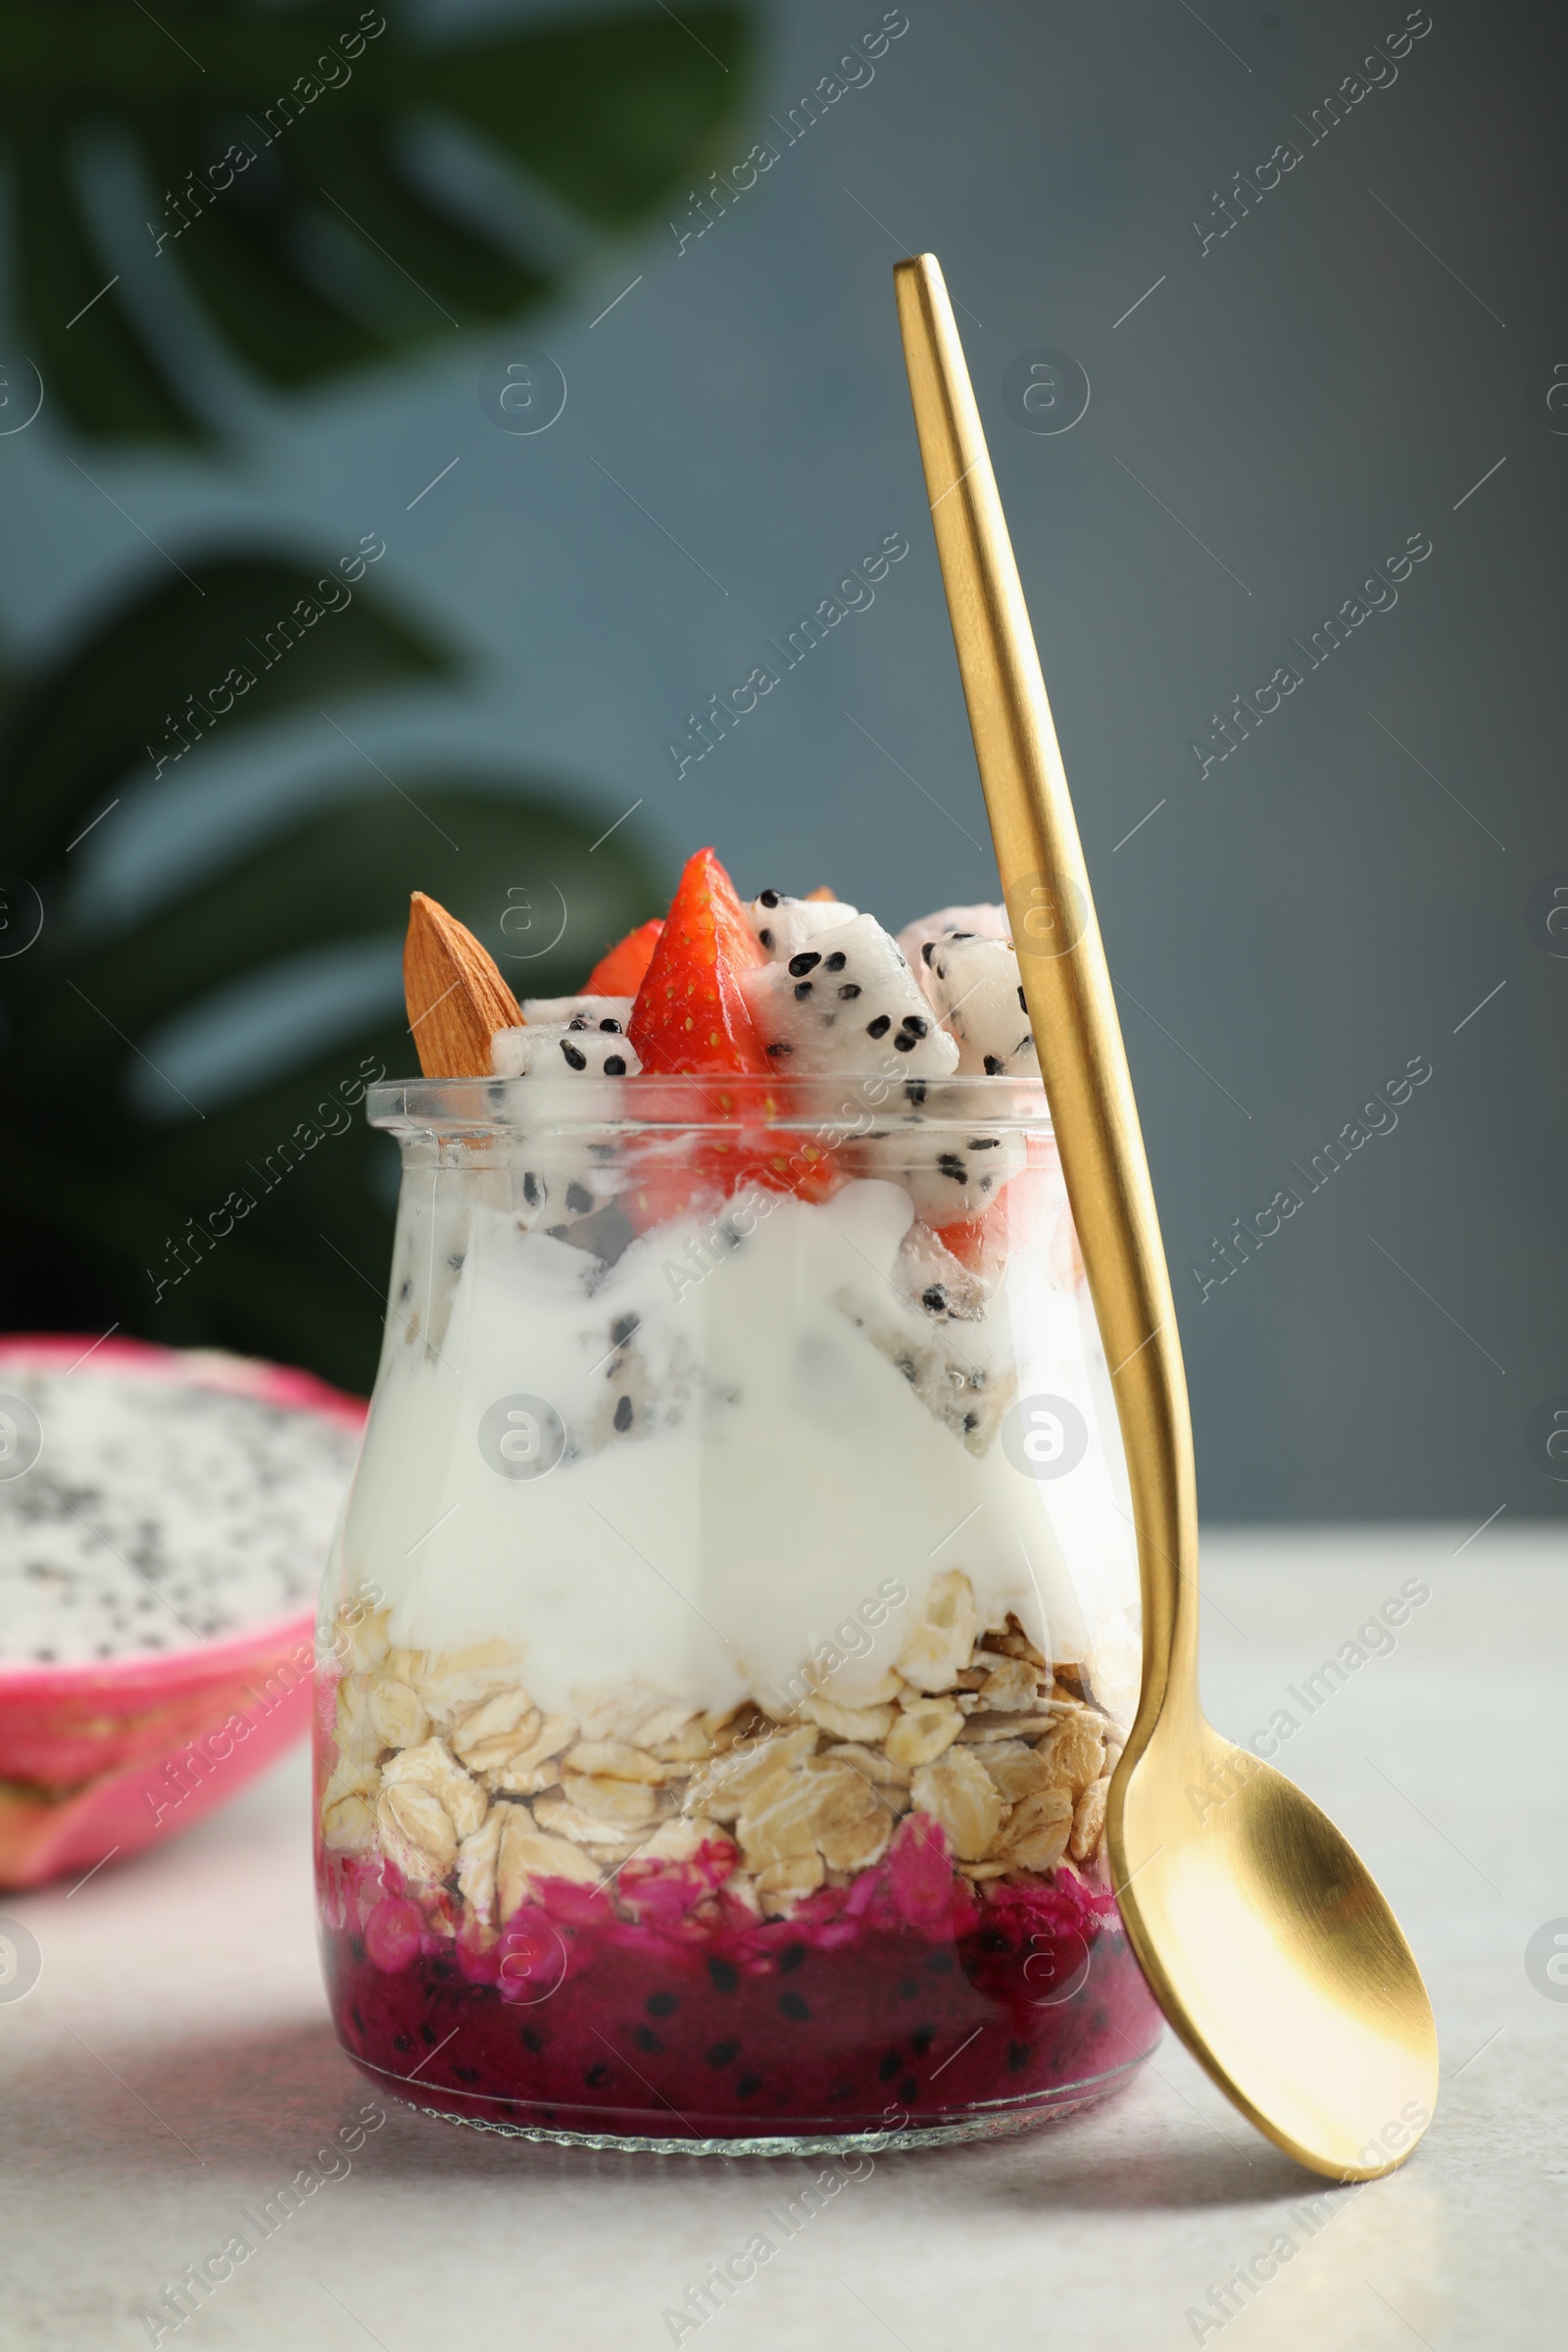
[315,1073,1160,2151]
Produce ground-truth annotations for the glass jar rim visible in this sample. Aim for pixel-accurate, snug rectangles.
[367,1072,1054,1137]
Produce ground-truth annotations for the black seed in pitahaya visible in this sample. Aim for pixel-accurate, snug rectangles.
[744,891,859,960]
[923,936,1039,1078]
[739,915,959,1077]
[491,1023,641,1079]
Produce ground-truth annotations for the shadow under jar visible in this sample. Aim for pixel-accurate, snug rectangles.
[316,1073,1161,2152]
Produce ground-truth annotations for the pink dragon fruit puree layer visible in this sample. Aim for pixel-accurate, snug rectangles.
[318,1811,1161,2138]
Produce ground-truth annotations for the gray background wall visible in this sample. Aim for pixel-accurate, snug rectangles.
[7,0,1565,1521]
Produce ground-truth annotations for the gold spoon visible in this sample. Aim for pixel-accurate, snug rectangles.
[895,253,1437,2180]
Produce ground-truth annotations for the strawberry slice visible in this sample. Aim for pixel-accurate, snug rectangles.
[585,917,662,998]
[621,849,848,1226]
[621,1129,841,1236]
[628,848,770,1076]
[929,1212,988,1271]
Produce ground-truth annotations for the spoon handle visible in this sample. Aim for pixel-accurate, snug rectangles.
[894,254,1198,1730]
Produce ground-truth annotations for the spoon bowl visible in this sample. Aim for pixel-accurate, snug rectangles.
[894,251,1438,2179]
[1114,1709,1438,2177]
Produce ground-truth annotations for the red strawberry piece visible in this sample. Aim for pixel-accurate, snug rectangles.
[989,1161,1059,1248]
[628,849,770,1076]
[585,917,662,998]
[620,1125,843,1236]
[929,1212,988,1271]
[621,1156,726,1237]
[621,850,849,1226]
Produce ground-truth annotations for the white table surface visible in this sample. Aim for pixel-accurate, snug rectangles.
[5,1524,1564,2352]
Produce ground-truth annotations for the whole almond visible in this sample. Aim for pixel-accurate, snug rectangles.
[404,891,520,1077]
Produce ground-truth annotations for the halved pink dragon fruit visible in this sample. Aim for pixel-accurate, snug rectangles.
[739,912,959,1076]
[0,1335,364,1887]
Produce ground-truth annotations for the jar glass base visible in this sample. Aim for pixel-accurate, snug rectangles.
[355,2049,1153,2156]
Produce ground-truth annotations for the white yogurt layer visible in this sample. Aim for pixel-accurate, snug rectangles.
[342,1176,1139,1722]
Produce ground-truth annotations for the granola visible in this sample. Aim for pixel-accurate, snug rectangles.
[319,1575,1126,1934]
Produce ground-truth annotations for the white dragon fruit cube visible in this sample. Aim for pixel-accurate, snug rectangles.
[572,1320,698,1458]
[489,1024,640,1236]
[739,913,959,1077]
[833,1280,1017,1457]
[853,1104,1026,1220]
[893,1219,997,1322]
[520,994,634,1029]
[898,902,1012,998]
[511,1147,622,1232]
[744,890,859,960]
[925,934,1040,1078]
[491,1021,641,1079]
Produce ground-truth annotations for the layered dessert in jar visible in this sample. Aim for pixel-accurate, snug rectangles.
[316,849,1161,2149]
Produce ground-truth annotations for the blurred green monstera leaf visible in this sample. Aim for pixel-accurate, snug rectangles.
[1,0,746,440]
[0,553,664,1389]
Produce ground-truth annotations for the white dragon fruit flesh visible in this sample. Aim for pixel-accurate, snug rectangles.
[511,1151,622,1234]
[898,901,1012,991]
[519,995,635,1028]
[507,1130,634,1247]
[576,1315,698,1457]
[738,913,958,1078]
[852,1086,1027,1220]
[892,1219,996,1322]
[491,1021,641,1080]
[924,933,1040,1078]
[0,1357,359,1662]
[489,1017,640,1235]
[744,890,859,960]
[0,1336,366,1889]
[833,1279,1016,1457]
